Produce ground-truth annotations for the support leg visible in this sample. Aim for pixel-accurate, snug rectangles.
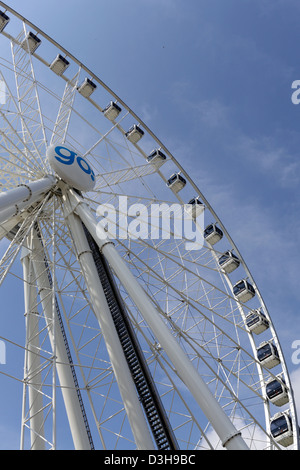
[30,227,92,450]
[68,189,249,451]
[63,204,155,450]
[21,246,45,450]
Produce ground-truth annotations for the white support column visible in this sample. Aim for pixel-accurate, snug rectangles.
[30,228,92,450]
[68,189,249,451]
[63,200,155,450]
[21,246,46,450]
[0,176,55,225]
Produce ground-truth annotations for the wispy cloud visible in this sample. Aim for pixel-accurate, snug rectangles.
[200,414,271,450]
[168,81,233,134]
[193,98,231,129]
[168,80,300,192]
[232,134,300,188]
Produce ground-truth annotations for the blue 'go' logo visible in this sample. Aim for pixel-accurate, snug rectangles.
[54,146,95,182]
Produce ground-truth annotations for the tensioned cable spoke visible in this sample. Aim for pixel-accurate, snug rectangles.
[11,25,48,173]
[0,72,47,176]
[50,69,81,146]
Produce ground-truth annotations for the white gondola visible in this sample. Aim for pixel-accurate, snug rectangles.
[21,31,41,54]
[257,340,280,369]
[125,124,144,144]
[185,197,204,218]
[0,11,9,32]
[266,375,289,406]
[218,250,240,273]
[246,309,270,334]
[166,173,186,193]
[103,101,122,121]
[270,411,294,447]
[49,54,70,76]
[77,78,97,98]
[233,279,255,303]
[203,223,223,245]
[146,149,167,168]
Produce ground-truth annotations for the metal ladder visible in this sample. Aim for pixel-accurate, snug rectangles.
[83,225,178,450]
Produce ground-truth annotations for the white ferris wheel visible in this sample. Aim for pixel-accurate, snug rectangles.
[0,2,298,451]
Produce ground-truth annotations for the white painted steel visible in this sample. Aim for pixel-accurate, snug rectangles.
[63,198,155,450]
[21,246,46,450]
[31,227,91,450]
[0,176,55,225]
[68,189,249,450]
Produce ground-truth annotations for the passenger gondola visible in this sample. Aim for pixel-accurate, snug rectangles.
[246,309,269,334]
[218,250,240,273]
[166,173,186,193]
[49,54,70,76]
[270,412,294,447]
[21,31,41,54]
[257,341,280,369]
[125,124,144,143]
[266,376,289,406]
[185,197,204,218]
[103,101,122,121]
[233,279,255,303]
[203,223,223,245]
[146,149,167,168]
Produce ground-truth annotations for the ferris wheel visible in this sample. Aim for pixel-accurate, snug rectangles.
[0,3,298,451]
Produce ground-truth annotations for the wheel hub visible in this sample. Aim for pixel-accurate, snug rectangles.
[47,144,96,192]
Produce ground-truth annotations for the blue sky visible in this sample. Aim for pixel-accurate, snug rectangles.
[1,0,300,447]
